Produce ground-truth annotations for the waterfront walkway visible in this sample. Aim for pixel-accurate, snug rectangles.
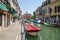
[0,21,21,40]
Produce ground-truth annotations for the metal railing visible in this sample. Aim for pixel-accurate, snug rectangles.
[21,21,26,40]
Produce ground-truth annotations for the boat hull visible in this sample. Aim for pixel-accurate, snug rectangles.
[27,32,38,36]
[44,22,50,25]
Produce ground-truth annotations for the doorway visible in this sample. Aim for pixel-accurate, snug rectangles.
[0,15,2,26]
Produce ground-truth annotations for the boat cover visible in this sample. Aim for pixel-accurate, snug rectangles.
[25,24,41,32]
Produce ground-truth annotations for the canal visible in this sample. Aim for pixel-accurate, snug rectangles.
[26,24,60,40]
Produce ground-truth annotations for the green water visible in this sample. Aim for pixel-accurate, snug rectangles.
[26,24,60,40]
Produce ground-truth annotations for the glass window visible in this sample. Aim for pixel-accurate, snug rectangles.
[48,7,52,13]
[58,6,60,12]
[55,6,60,12]
[55,6,57,13]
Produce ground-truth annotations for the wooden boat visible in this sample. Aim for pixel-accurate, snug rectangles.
[25,24,41,36]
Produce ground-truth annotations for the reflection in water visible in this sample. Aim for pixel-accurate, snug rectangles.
[26,33,40,40]
[40,25,60,40]
[26,24,60,40]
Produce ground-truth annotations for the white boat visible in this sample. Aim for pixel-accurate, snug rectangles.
[44,22,50,25]
[27,32,38,36]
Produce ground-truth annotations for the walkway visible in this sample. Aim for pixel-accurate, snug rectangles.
[0,21,21,40]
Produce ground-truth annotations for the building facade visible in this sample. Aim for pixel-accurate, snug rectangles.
[0,0,11,27]
[0,0,21,31]
[35,0,60,26]
[22,12,32,20]
[43,0,60,25]
[10,0,21,21]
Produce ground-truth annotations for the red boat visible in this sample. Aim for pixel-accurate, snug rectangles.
[25,24,41,36]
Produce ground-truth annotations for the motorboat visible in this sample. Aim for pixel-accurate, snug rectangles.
[25,24,41,36]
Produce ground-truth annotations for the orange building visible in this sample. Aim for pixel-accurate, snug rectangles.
[22,12,32,20]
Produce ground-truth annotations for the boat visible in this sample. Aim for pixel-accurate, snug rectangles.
[44,22,57,26]
[25,24,41,36]
[44,22,50,25]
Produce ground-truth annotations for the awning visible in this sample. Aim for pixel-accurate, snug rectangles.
[0,1,8,11]
[8,7,17,14]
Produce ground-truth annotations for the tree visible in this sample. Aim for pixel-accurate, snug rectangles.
[32,11,37,19]
[33,11,36,16]
[31,15,36,19]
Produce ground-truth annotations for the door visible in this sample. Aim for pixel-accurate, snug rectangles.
[0,15,2,26]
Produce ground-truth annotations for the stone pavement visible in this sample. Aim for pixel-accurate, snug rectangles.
[0,21,21,40]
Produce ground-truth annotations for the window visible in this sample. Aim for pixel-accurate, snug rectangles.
[58,6,60,12]
[45,1,47,6]
[55,6,57,13]
[55,6,60,13]
[48,0,50,4]
[49,7,52,13]
[42,9,47,14]
[43,1,47,7]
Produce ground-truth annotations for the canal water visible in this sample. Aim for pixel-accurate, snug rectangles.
[26,24,60,40]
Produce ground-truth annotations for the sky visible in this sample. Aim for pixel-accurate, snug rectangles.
[17,0,45,15]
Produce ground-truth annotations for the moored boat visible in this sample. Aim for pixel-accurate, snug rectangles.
[44,22,50,25]
[25,24,41,36]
